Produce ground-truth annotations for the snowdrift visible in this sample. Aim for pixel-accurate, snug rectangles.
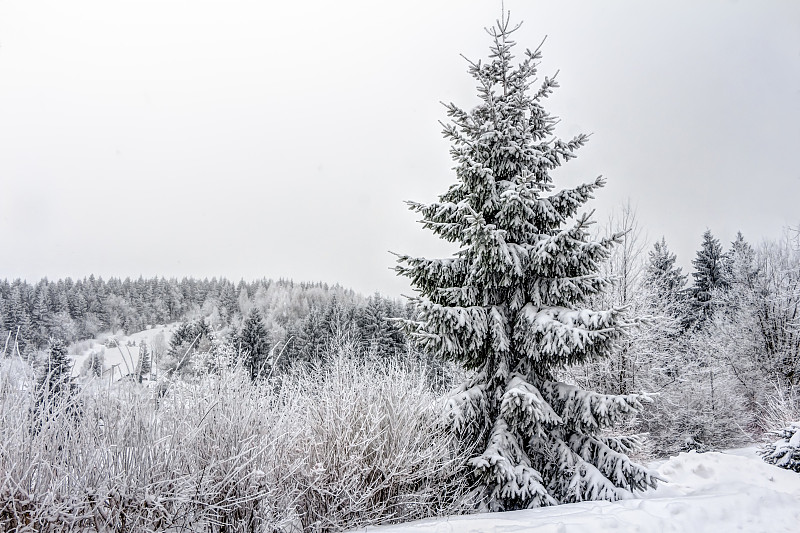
[361,449,800,533]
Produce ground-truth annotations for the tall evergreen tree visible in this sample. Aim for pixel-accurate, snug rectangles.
[645,238,688,299]
[690,230,726,327]
[67,289,88,323]
[643,237,689,328]
[4,288,23,333]
[31,289,50,348]
[136,340,152,383]
[288,305,327,362]
[219,281,239,322]
[0,295,7,352]
[397,15,656,510]
[164,319,210,374]
[36,339,74,401]
[240,309,271,380]
[357,294,406,358]
[84,350,104,378]
[722,232,757,290]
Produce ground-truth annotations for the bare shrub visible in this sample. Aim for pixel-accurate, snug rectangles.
[757,384,800,437]
[0,360,301,531]
[0,344,472,532]
[280,343,474,532]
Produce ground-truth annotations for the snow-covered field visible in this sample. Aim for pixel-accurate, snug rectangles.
[360,448,800,533]
[68,323,177,378]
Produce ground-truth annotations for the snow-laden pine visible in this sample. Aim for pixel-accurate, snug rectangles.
[397,15,657,510]
[761,422,800,472]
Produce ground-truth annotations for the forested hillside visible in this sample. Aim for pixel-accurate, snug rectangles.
[0,276,408,362]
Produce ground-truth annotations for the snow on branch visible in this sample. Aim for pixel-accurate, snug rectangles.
[539,435,627,504]
[444,376,488,437]
[470,419,556,509]
[541,381,649,432]
[394,255,467,298]
[513,304,628,365]
[568,433,660,491]
[411,301,489,367]
[545,176,606,223]
[500,374,562,434]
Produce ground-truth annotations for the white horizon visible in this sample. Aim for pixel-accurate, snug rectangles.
[1,0,798,297]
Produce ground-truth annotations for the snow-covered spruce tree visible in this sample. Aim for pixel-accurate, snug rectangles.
[396,16,657,510]
[645,238,689,313]
[35,338,77,412]
[761,421,800,472]
[689,230,726,328]
[37,339,73,394]
[136,340,151,383]
[240,309,271,380]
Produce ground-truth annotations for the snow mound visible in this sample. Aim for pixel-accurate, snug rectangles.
[360,449,800,533]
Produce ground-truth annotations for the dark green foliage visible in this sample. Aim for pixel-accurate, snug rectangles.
[690,230,726,327]
[288,306,329,362]
[218,281,239,322]
[165,319,212,374]
[0,277,372,349]
[356,294,407,358]
[136,340,152,382]
[760,422,800,472]
[0,277,409,375]
[282,294,409,365]
[240,310,271,380]
[36,339,76,405]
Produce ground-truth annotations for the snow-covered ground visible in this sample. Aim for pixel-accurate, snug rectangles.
[361,448,800,533]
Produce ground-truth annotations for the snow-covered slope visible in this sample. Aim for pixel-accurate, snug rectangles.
[69,323,176,378]
[361,449,800,533]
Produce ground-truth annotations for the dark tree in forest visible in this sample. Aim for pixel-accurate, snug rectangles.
[240,309,271,380]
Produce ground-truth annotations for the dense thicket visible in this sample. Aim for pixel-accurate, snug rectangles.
[0,345,473,532]
[569,216,800,456]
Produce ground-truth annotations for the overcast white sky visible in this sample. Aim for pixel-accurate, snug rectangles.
[1,0,798,297]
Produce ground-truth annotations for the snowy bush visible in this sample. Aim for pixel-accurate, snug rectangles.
[282,343,473,531]
[1,361,294,531]
[758,386,800,472]
[0,344,472,532]
[758,385,800,436]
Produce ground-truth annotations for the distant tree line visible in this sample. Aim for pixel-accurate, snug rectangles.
[0,277,409,363]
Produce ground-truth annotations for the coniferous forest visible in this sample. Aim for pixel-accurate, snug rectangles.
[1,11,799,533]
[0,276,408,363]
